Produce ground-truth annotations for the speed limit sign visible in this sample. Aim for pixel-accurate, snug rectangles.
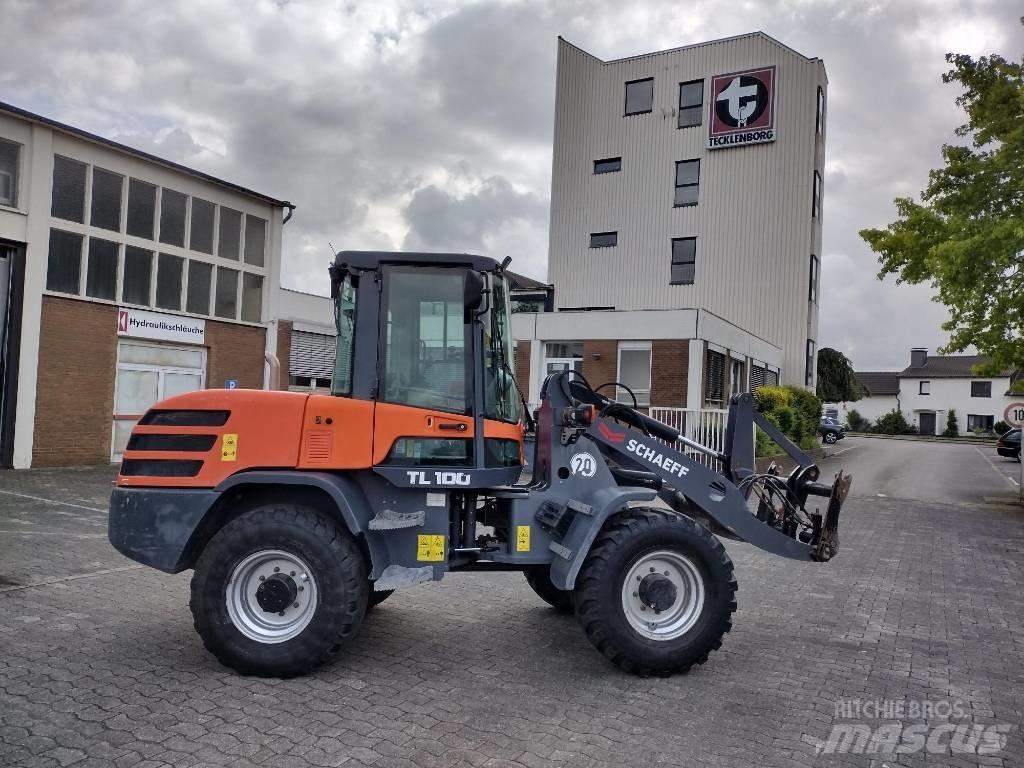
[1005,402,1024,428]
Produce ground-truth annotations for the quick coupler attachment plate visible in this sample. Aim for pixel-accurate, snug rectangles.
[811,471,851,562]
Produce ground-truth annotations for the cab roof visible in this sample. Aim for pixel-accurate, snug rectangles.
[334,250,502,272]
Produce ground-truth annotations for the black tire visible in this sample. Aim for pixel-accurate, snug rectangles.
[367,588,395,609]
[190,503,369,677]
[823,431,838,444]
[574,508,737,676]
[524,566,574,613]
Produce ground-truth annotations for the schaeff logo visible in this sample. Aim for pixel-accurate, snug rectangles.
[707,65,777,150]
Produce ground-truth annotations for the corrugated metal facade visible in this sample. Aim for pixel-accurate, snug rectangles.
[547,33,826,385]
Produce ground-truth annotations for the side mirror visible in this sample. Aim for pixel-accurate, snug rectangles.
[464,270,485,311]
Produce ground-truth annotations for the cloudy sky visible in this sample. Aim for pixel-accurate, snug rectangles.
[3,0,1021,370]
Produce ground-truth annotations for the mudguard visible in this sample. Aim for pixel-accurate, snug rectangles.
[213,471,390,579]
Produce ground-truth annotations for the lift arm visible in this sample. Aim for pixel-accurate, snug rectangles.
[561,383,849,562]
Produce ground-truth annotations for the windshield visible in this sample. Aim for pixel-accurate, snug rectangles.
[482,272,520,423]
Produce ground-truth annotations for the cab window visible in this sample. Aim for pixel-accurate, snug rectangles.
[382,268,468,414]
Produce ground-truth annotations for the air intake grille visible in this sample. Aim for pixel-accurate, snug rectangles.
[139,410,230,427]
[305,432,332,463]
[120,459,203,478]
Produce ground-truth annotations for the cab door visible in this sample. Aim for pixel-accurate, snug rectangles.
[372,266,475,469]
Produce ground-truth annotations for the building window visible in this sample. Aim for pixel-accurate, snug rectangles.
[244,215,266,266]
[156,253,184,311]
[0,138,21,207]
[670,237,696,285]
[812,171,822,218]
[809,254,819,303]
[46,229,83,294]
[544,342,583,379]
[241,272,263,322]
[126,179,157,239]
[624,78,654,116]
[590,231,617,248]
[90,167,123,232]
[805,339,816,386]
[919,380,930,395]
[186,260,213,315]
[704,348,726,408]
[122,246,154,306]
[678,79,703,128]
[617,342,652,407]
[159,189,187,247]
[816,86,825,135]
[190,199,215,254]
[750,362,766,390]
[967,414,994,432]
[215,266,239,319]
[51,156,87,223]
[730,358,745,395]
[85,238,119,301]
[971,381,992,398]
[594,157,622,174]
[218,207,242,260]
[674,159,700,207]
[764,367,779,388]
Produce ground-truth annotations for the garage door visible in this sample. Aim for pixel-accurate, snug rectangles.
[111,340,206,461]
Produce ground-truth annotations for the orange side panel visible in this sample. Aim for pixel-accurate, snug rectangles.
[297,395,375,469]
[482,419,524,441]
[118,389,308,488]
[372,402,474,465]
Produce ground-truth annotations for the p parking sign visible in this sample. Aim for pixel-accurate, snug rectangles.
[224,379,239,390]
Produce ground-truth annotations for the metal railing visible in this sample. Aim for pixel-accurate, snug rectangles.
[649,407,729,468]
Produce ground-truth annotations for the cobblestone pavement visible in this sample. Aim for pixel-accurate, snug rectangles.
[1,465,1023,768]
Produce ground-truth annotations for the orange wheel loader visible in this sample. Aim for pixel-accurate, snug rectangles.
[109,251,851,677]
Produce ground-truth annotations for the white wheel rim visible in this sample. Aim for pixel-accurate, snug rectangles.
[620,549,705,640]
[226,549,318,644]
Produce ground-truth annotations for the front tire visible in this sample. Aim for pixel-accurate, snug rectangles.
[823,431,838,444]
[574,508,736,676]
[190,503,369,677]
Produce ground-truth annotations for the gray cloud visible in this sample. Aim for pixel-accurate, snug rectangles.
[3,0,1021,370]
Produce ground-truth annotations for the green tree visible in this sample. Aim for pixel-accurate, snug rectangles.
[859,28,1024,375]
[816,347,864,403]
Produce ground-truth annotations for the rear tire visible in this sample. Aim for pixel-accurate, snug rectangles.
[190,503,369,677]
[823,432,838,444]
[574,508,736,676]
[524,566,574,613]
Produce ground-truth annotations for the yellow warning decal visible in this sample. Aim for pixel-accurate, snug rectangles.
[221,433,238,462]
[516,525,531,552]
[417,534,445,562]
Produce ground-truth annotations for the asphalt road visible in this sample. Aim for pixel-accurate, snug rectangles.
[819,436,1022,505]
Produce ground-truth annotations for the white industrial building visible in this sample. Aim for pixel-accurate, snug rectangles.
[0,101,291,468]
[513,33,827,415]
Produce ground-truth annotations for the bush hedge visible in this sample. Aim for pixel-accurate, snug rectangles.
[753,385,822,455]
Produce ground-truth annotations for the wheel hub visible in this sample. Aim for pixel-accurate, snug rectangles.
[638,573,677,612]
[620,550,706,641]
[256,573,298,613]
[225,550,318,644]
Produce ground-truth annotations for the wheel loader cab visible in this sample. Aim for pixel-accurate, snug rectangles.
[330,251,524,489]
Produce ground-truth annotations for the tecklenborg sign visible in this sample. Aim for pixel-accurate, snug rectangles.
[117,307,206,344]
[708,65,777,150]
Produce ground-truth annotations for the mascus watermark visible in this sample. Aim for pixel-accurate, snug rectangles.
[813,699,1013,756]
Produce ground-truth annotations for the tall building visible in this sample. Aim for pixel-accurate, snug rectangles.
[513,33,827,410]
